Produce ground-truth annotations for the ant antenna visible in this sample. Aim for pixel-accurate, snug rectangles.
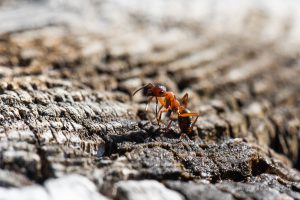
[132,83,154,96]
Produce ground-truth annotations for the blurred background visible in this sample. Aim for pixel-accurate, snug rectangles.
[1,0,300,43]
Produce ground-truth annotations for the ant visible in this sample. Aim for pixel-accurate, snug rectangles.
[132,83,199,134]
[132,83,166,117]
[157,92,199,133]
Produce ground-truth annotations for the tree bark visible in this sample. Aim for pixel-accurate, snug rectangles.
[0,1,300,199]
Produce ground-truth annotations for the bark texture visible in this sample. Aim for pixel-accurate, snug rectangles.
[0,0,300,199]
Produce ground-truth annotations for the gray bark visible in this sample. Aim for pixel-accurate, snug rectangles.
[0,0,300,199]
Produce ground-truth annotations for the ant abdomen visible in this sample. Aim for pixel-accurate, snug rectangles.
[178,109,193,133]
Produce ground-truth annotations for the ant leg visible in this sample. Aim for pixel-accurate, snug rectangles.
[157,104,165,125]
[179,113,199,117]
[145,96,154,111]
[166,112,174,131]
[158,108,170,126]
[179,93,189,108]
[157,97,165,107]
[186,116,199,133]
[155,97,166,125]
[189,116,199,130]
[155,97,158,118]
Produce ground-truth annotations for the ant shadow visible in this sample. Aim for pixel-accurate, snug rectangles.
[101,120,200,157]
[138,120,198,142]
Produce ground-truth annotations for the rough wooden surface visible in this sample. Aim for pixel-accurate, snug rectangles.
[0,0,300,199]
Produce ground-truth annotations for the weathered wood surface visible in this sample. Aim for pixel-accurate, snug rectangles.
[0,0,300,199]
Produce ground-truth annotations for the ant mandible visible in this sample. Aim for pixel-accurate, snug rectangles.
[132,83,199,134]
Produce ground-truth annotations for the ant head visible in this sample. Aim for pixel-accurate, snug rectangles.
[132,83,166,97]
[132,83,155,96]
[150,85,166,97]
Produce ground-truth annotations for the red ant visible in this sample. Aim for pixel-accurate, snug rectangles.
[157,92,199,133]
[132,83,199,134]
[132,83,165,115]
